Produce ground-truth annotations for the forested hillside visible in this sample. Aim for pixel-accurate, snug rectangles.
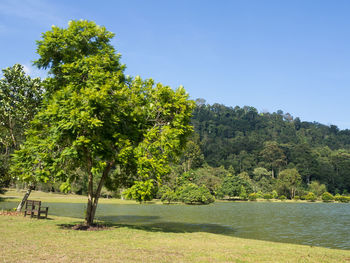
[190,100,350,194]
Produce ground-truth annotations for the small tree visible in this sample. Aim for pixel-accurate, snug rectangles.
[239,185,248,200]
[178,183,214,204]
[123,180,155,203]
[305,192,317,202]
[272,190,278,199]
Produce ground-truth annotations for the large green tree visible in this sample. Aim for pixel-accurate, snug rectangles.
[11,21,194,225]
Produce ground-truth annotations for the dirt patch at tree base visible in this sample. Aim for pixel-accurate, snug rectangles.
[59,223,111,231]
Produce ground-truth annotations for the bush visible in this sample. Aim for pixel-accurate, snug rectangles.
[305,192,317,202]
[161,190,178,204]
[256,191,263,198]
[300,195,306,200]
[248,193,258,201]
[178,183,215,205]
[263,193,273,200]
[335,194,350,203]
[321,192,334,202]
[123,180,155,203]
[279,195,286,201]
[294,195,300,201]
[272,190,278,199]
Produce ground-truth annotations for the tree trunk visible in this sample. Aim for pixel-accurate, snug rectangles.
[85,161,113,226]
[85,155,94,226]
[17,184,35,211]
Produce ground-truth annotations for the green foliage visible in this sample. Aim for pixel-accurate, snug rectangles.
[308,181,327,197]
[123,180,155,203]
[0,64,43,191]
[279,195,286,201]
[305,192,317,202]
[321,192,334,202]
[239,185,248,200]
[178,183,214,204]
[219,174,252,198]
[248,192,258,201]
[334,194,350,203]
[160,190,178,204]
[191,103,350,195]
[11,20,194,224]
[293,195,300,201]
[272,190,278,199]
[277,168,301,199]
[263,193,273,200]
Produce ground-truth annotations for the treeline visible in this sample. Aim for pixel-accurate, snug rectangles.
[180,101,350,194]
[151,101,350,204]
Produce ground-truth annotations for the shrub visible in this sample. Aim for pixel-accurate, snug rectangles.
[279,195,286,201]
[123,180,155,203]
[335,194,350,203]
[161,190,178,204]
[321,192,334,202]
[248,193,258,201]
[256,191,263,198]
[272,190,278,199]
[294,195,300,201]
[305,192,317,202]
[178,183,215,205]
[263,193,273,200]
[300,195,306,200]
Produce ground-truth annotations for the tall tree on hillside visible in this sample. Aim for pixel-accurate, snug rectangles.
[290,143,318,184]
[277,168,301,199]
[260,141,286,178]
[11,21,194,226]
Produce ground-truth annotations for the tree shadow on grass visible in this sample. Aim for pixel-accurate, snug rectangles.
[57,215,236,236]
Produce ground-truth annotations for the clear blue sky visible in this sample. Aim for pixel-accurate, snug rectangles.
[1,0,350,129]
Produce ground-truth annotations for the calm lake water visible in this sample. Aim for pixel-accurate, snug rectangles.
[2,201,350,249]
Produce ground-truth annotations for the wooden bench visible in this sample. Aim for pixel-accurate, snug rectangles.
[24,200,49,219]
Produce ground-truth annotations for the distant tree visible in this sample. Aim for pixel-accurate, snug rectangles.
[0,64,42,196]
[182,135,204,172]
[276,168,301,199]
[219,174,253,198]
[239,185,248,200]
[260,141,286,178]
[178,183,214,204]
[308,181,327,197]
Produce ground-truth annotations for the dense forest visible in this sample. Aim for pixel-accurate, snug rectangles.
[184,100,350,194]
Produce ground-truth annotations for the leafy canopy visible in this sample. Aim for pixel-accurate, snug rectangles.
[11,21,194,224]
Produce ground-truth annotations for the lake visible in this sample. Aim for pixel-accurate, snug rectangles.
[1,201,350,249]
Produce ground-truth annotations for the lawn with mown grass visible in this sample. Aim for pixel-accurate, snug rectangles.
[1,190,350,262]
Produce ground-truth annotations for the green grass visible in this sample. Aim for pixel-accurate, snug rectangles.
[1,190,350,262]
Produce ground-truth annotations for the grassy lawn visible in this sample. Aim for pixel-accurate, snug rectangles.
[1,190,350,262]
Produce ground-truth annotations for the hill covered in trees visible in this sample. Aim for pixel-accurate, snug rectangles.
[187,100,350,195]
